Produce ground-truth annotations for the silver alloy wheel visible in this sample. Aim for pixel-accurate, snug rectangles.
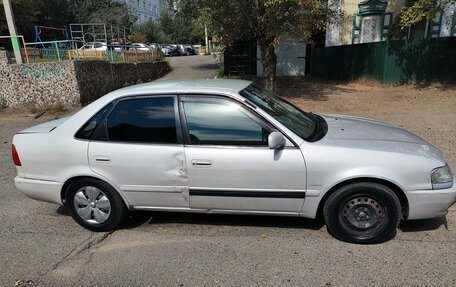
[341,196,385,230]
[73,186,111,224]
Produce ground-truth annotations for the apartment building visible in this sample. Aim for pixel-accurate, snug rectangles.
[120,0,166,24]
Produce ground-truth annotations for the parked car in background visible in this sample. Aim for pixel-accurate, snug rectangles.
[12,79,456,244]
[110,42,124,53]
[176,44,188,56]
[161,46,172,56]
[78,42,108,52]
[130,43,151,52]
[184,44,197,55]
[163,44,183,56]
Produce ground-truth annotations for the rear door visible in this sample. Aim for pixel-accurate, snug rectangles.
[180,96,307,214]
[87,95,189,208]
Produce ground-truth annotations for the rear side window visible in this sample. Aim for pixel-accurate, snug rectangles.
[107,97,177,143]
[75,104,112,140]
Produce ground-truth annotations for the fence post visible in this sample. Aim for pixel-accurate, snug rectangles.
[55,42,61,61]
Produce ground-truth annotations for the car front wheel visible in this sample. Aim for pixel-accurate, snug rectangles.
[67,178,127,232]
[323,182,402,244]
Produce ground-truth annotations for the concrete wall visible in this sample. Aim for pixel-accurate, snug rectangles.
[0,50,170,107]
[74,60,169,105]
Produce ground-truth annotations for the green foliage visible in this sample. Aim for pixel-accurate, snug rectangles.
[189,0,332,90]
[158,8,204,44]
[196,0,331,45]
[0,0,134,42]
[68,0,134,28]
[129,6,205,45]
[128,32,147,43]
[399,0,449,27]
[132,20,160,43]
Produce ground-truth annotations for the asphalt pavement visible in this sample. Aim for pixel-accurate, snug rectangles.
[0,55,455,286]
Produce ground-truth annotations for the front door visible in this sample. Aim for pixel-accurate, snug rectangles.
[180,96,307,214]
[88,96,189,208]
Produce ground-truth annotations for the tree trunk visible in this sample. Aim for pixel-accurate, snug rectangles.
[259,38,277,91]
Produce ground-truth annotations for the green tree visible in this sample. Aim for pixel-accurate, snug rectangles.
[196,0,331,90]
[399,0,450,28]
[157,4,204,44]
[387,0,450,40]
[69,0,134,28]
[1,0,133,43]
[1,0,70,42]
[133,20,160,43]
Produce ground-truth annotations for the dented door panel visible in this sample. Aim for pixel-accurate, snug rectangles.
[88,142,189,207]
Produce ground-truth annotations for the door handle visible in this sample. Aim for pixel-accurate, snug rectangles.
[94,156,111,163]
[191,159,212,167]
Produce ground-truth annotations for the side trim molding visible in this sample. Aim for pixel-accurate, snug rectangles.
[189,189,306,199]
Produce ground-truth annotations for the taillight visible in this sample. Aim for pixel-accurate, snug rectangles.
[12,144,22,166]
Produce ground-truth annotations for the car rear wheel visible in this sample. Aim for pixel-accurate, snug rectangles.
[67,178,127,232]
[323,182,401,244]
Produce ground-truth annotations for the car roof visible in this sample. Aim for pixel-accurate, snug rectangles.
[106,79,252,101]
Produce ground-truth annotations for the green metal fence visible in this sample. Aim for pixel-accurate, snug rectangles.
[22,40,164,64]
[311,37,456,85]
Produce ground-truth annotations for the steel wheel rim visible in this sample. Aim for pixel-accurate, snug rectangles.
[73,186,111,224]
[341,196,385,231]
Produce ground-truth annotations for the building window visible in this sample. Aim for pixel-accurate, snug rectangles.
[428,11,442,38]
[352,0,392,44]
[360,15,381,43]
[453,12,456,36]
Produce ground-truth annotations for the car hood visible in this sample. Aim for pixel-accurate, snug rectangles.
[319,114,445,162]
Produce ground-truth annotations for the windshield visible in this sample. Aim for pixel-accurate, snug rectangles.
[239,84,317,141]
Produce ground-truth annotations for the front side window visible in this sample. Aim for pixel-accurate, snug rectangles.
[107,97,177,143]
[183,99,269,146]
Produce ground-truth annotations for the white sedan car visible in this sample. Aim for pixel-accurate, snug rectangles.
[130,43,151,52]
[12,80,455,243]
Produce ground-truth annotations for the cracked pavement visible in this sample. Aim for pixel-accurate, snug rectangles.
[1,57,455,286]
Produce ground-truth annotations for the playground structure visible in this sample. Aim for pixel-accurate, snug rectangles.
[26,25,71,62]
[70,23,108,44]
[1,22,163,64]
[0,35,29,64]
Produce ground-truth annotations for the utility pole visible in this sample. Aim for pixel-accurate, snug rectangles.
[205,26,209,55]
[3,0,23,64]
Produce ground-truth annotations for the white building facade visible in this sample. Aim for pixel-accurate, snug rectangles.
[325,0,456,47]
[120,0,166,24]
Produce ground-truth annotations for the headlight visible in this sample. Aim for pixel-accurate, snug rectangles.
[431,164,453,189]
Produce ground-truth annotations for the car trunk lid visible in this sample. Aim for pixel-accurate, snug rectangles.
[17,116,70,134]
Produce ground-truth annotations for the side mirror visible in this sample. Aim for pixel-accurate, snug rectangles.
[268,131,286,149]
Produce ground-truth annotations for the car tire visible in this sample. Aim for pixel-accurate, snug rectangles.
[67,178,127,232]
[323,182,401,244]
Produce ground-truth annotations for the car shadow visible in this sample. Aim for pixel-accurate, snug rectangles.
[120,211,325,231]
[398,217,448,232]
[193,63,219,71]
[55,206,447,234]
[56,205,71,216]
